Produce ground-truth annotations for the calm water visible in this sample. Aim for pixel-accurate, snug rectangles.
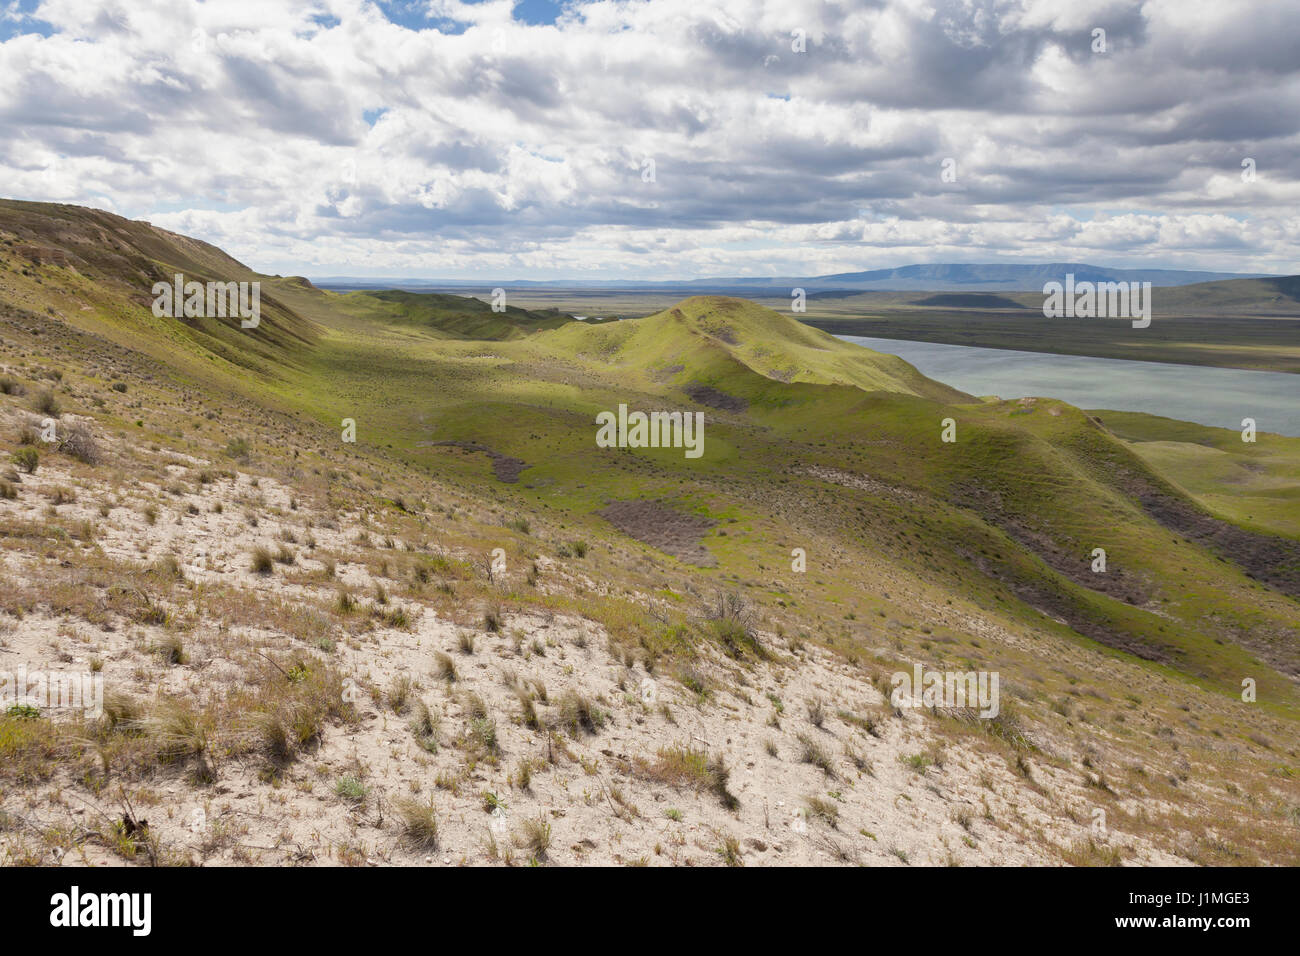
[837,335,1300,437]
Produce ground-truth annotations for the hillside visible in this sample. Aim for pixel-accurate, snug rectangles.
[0,200,321,382]
[0,200,1296,868]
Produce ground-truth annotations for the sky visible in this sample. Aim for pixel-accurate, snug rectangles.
[1,0,1297,280]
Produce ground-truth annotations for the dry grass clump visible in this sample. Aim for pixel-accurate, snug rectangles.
[512,814,551,859]
[387,675,414,714]
[410,699,440,752]
[804,795,840,828]
[396,798,439,849]
[433,651,457,682]
[556,689,605,737]
[250,546,275,575]
[638,743,738,810]
[797,733,836,777]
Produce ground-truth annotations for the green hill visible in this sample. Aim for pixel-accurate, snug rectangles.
[542,295,973,404]
[336,289,577,340]
[2,198,1296,705]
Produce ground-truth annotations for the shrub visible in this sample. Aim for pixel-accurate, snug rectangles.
[30,389,60,417]
[703,589,762,658]
[10,447,38,474]
[58,423,100,465]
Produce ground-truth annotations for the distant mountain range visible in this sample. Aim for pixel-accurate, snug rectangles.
[314,263,1274,294]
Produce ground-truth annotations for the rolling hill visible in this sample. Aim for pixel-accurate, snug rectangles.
[1,198,1297,867]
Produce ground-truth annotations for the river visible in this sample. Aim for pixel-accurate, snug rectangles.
[837,335,1300,437]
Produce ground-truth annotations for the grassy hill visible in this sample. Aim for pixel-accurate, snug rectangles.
[335,289,577,340]
[0,199,321,382]
[541,295,972,403]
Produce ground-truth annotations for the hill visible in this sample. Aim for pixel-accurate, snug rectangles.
[541,295,973,404]
[336,289,578,340]
[0,199,320,382]
[0,199,1296,868]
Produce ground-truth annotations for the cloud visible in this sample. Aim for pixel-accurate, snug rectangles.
[0,0,1296,278]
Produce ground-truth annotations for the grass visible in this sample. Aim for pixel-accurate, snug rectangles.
[387,675,413,714]
[639,744,739,810]
[433,652,457,682]
[807,697,827,727]
[804,795,840,828]
[410,700,441,752]
[469,716,499,755]
[335,775,368,803]
[396,798,439,849]
[250,547,274,575]
[716,833,743,867]
[797,733,836,777]
[513,814,552,859]
[556,690,605,737]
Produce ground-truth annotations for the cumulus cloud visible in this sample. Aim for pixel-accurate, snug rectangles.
[0,0,1296,278]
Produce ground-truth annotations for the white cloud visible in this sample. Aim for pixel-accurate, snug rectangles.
[0,0,1296,278]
